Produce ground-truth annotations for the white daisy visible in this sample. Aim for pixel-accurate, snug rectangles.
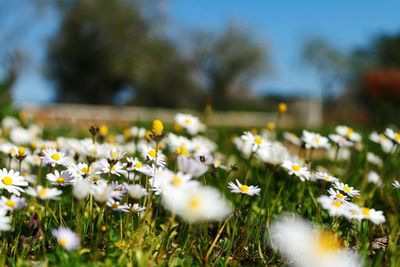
[241,131,268,151]
[312,171,339,183]
[227,179,261,196]
[125,184,147,199]
[281,160,310,181]
[329,134,353,148]
[52,227,80,251]
[46,170,74,186]
[334,182,360,197]
[42,148,69,167]
[26,185,62,200]
[175,113,205,135]
[0,209,11,232]
[0,195,26,211]
[161,185,231,223]
[302,130,330,149]
[0,168,28,196]
[336,125,362,142]
[385,128,400,144]
[106,199,130,212]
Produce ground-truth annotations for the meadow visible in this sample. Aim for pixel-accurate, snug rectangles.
[0,106,399,267]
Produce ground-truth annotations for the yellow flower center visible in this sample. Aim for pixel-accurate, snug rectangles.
[314,136,321,144]
[5,199,15,207]
[111,151,118,158]
[18,146,25,156]
[152,119,164,136]
[292,164,301,172]
[278,102,287,113]
[111,203,119,209]
[173,123,183,132]
[90,147,97,153]
[99,125,108,136]
[58,238,68,247]
[111,165,116,171]
[337,193,344,199]
[39,188,47,197]
[171,176,182,186]
[82,167,89,174]
[395,133,400,142]
[239,185,249,193]
[344,185,351,193]
[2,176,12,186]
[323,175,330,181]
[148,149,157,158]
[51,153,60,161]
[379,135,387,141]
[254,137,263,145]
[184,118,191,125]
[189,197,200,210]
[333,200,343,207]
[345,128,354,137]
[316,231,341,254]
[176,147,189,156]
[361,207,370,216]
[56,177,65,184]
[134,162,142,169]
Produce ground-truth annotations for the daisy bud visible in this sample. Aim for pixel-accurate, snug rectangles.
[152,119,164,136]
[278,102,287,113]
[99,124,108,136]
[18,147,25,157]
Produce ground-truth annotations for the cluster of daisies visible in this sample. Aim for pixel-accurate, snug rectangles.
[0,113,264,251]
[235,124,392,225]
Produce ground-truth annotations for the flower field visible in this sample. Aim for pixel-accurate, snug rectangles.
[0,106,399,266]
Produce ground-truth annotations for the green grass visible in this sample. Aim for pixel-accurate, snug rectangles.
[0,122,399,266]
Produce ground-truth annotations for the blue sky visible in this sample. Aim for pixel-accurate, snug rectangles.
[11,0,400,105]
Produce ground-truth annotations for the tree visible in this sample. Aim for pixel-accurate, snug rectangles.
[47,0,198,107]
[301,37,351,99]
[191,26,268,110]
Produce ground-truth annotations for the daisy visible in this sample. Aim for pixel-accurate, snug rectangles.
[302,130,330,149]
[106,199,130,212]
[46,170,74,186]
[270,215,361,267]
[366,152,383,167]
[354,207,386,225]
[227,179,261,196]
[0,168,28,196]
[91,182,112,202]
[66,162,94,179]
[367,171,382,186]
[175,113,205,135]
[327,188,349,203]
[0,195,26,211]
[0,209,11,232]
[334,182,360,197]
[131,203,146,213]
[283,131,302,146]
[73,178,92,200]
[317,195,351,217]
[97,159,127,177]
[42,148,69,167]
[385,128,400,144]
[126,157,153,176]
[150,169,199,195]
[52,227,80,251]
[177,155,208,178]
[329,134,353,148]
[392,180,400,189]
[106,147,126,162]
[241,131,268,151]
[26,185,62,200]
[256,141,290,166]
[125,184,147,199]
[312,171,339,183]
[281,160,310,181]
[110,182,127,200]
[336,125,362,142]
[369,132,394,153]
[161,185,231,223]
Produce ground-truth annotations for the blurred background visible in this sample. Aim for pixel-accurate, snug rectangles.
[1,0,400,128]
